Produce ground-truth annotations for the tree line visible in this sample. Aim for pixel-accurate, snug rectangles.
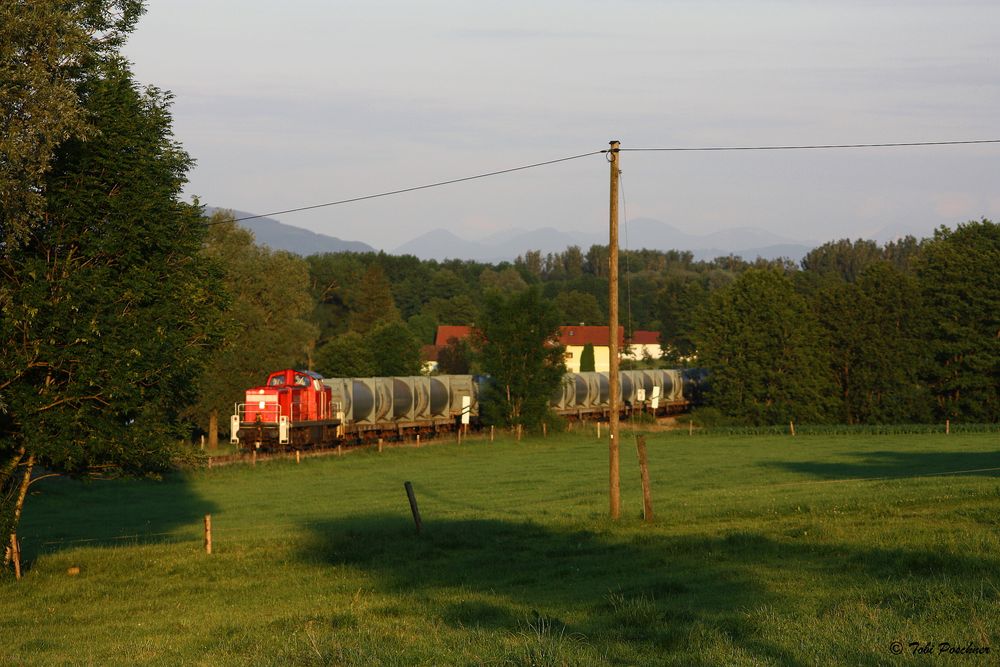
[214,215,998,430]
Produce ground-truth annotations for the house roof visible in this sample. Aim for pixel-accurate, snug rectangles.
[434,325,473,347]
[433,324,641,348]
[559,326,624,347]
[629,330,660,345]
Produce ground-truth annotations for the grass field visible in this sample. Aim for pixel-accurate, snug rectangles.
[4,429,999,665]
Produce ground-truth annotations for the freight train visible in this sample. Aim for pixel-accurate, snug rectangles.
[232,368,705,451]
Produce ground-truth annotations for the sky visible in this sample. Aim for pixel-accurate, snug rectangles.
[123,0,1000,251]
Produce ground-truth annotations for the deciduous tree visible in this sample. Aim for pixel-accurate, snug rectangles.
[1,53,225,562]
[915,219,1000,421]
[474,288,565,430]
[694,269,835,425]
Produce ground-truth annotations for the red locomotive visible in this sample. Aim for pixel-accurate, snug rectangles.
[231,369,342,449]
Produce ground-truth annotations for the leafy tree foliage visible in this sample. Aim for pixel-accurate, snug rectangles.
[915,219,1000,421]
[813,262,930,424]
[474,288,565,429]
[656,276,707,362]
[350,264,400,334]
[369,321,423,376]
[315,331,376,378]
[0,0,143,246]
[184,214,317,445]
[579,343,596,373]
[553,290,604,325]
[695,269,836,425]
[1,55,225,553]
[800,238,883,283]
[437,336,472,375]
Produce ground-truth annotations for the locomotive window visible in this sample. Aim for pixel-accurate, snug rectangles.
[268,375,285,386]
[294,374,309,386]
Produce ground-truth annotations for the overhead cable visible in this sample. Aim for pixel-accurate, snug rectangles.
[620,139,1000,152]
[212,138,999,224]
[224,150,606,224]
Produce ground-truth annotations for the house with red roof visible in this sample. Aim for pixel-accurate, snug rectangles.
[429,324,661,374]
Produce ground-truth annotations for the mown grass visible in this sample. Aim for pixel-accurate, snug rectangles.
[4,429,999,665]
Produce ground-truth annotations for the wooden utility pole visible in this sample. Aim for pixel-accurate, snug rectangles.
[608,140,621,520]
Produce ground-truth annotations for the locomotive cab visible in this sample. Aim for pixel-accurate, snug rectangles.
[232,369,341,450]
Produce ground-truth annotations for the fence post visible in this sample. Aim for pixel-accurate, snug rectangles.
[404,481,423,535]
[204,515,212,555]
[378,438,383,453]
[946,419,950,435]
[636,436,654,523]
[490,425,495,442]
[296,450,300,464]
[789,421,796,437]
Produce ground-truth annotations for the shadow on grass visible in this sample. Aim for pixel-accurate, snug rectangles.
[298,514,1000,663]
[17,473,216,561]
[766,449,1000,480]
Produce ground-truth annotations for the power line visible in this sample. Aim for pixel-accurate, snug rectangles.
[208,138,1000,225]
[220,150,606,224]
[620,139,1000,152]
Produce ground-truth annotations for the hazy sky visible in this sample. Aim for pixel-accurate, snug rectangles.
[124,1,1000,250]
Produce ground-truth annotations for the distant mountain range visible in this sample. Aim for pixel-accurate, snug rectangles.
[393,218,817,262]
[208,207,931,263]
[205,208,375,255]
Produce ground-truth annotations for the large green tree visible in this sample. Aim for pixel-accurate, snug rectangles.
[0,0,142,247]
[1,41,225,563]
[349,263,400,334]
[474,287,565,430]
[813,262,930,424]
[184,214,317,447]
[915,219,1000,421]
[694,269,836,425]
[314,331,377,378]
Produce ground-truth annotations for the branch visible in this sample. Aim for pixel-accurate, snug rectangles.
[27,473,62,488]
[35,394,109,413]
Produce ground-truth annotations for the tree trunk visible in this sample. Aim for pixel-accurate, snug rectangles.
[209,410,219,450]
[12,454,34,531]
[2,449,30,570]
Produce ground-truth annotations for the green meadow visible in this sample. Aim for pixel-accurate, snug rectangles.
[4,430,999,666]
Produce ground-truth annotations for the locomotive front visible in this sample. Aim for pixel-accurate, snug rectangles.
[231,369,342,450]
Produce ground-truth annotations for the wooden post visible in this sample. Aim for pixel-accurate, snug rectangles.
[208,409,219,450]
[10,534,21,580]
[636,436,654,523]
[416,434,421,446]
[543,422,547,438]
[457,427,462,445]
[378,438,383,453]
[337,444,343,456]
[789,421,796,437]
[404,481,423,535]
[946,419,950,435]
[608,139,622,521]
[296,450,301,464]
[517,424,523,441]
[597,421,602,439]
[490,425,495,442]
[252,450,257,466]
[688,420,693,436]
[204,515,212,555]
